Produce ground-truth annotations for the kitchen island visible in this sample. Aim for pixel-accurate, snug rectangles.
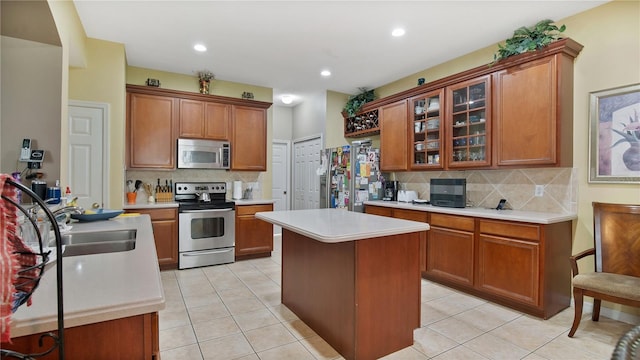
[256,209,429,360]
[4,215,165,358]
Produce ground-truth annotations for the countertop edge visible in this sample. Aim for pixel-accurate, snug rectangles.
[364,201,577,224]
[256,209,429,243]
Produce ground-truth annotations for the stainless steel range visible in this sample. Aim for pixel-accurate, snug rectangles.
[175,182,235,269]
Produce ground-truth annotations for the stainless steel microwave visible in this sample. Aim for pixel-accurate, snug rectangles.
[177,139,230,169]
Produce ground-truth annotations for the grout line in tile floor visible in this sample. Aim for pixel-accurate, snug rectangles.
[158,238,634,360]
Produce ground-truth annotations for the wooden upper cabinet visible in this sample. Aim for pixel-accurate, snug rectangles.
[232,105,267,171]
[494,54,572,167]
[179,99,230,140]
[205,102,231,140]
[380,100,409,171]
[127,92,177,169]
[445,75,492,169]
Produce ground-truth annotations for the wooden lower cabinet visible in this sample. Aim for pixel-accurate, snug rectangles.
[4,312,159,359]
[127,208,178,270]
[365,204,572,318]
[427,213,475,287]
[235,204,273,260]
[365,205,428,272]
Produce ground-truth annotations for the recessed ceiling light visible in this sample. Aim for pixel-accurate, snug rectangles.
[194,44,207,52]
[281,95,293,104]
[320,70,331,77]
[391,28,405,37]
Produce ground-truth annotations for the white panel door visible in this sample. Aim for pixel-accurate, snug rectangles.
[293,136,321,210]
[68,102,108,209]
[271,140,290,235]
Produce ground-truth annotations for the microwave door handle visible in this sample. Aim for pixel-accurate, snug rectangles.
[181,208,233,213]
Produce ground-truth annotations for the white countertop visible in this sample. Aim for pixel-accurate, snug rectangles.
[10,215,165,337]
[364,201,577,224]
[256,208,429,243]
[123,202,179,210]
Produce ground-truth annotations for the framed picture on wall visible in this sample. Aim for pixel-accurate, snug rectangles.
[588,83,640,183]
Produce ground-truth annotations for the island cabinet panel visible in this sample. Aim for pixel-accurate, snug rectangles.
[231,105,267,171]
[426,214,475,287]
[281,229,420,360]
[379,100,409,171]
[127,93,177,169]
[178,99,231,140]
[494,55,565,166]
[235,204,274,260]
[128,208,178,270]
[5,312,159,359]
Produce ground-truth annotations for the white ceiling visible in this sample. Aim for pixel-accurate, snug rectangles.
[73,1,608,106]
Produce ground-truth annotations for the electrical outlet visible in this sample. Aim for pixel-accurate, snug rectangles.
[534,185,544,197]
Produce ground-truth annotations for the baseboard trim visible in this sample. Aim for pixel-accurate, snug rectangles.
[571,299,640,325]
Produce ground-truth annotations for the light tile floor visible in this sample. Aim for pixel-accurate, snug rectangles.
[159,238,634,360]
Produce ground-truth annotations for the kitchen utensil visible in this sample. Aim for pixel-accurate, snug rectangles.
[135,180,143,192]
[126,180,134,193]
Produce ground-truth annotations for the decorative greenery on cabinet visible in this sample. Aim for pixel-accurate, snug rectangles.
[493,19,566,63]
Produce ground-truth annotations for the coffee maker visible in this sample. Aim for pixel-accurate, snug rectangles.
[383,181,399,201]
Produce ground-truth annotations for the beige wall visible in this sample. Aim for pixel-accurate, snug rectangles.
[69,38,126,208]
[0,37,63,184]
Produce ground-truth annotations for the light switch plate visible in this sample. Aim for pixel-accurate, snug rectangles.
[534,185,544,197]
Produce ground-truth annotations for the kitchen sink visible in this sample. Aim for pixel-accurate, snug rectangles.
[55,229,137,257]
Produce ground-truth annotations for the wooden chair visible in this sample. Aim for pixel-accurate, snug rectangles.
[568,202,640,338]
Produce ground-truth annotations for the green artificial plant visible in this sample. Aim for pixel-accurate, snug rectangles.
[343,88,376,117]
[493,19,566,63]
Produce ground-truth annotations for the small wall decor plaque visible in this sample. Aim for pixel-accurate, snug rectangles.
[146,78,160,87]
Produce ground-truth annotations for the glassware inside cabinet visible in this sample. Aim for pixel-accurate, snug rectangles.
[450,80,488,164]
[413,93,441,166]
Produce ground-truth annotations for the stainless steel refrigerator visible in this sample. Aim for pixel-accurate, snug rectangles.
[319,140,386,212]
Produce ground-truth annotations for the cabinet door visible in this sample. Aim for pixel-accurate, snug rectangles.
[446,76,491,168]
[477,234,540,306]
[127,93,176,169]
[129,208,178,270]
[380,100,409,171]
[179,99,205,138]
[494,56,558,166]
[426,213,474,286]
[152,219,179,269]
[410,89,444,169]
[204,102,230,140]
[232,106,267,171]
[392,208,428,273]
[235,204,274,257]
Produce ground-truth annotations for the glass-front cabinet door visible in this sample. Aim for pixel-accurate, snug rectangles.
[410,89,444,169]
[446,76,491,168]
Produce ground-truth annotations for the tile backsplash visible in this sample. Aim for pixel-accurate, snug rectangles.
[126,170,266,203]
[394,167,577,214]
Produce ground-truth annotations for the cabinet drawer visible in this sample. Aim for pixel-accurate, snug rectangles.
[430,213,474,231]
[365,205,393,217]
[236,204,273,216]
[479,220,540,241]
[394,208,428,222]
[129,208,177,221]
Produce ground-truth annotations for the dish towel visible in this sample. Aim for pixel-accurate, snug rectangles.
[0,174,37,343]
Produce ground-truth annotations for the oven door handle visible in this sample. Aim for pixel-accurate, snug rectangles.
[183,248,234,256]
[181,208,234,213]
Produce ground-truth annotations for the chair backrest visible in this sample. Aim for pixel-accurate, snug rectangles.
[593,202,640,276]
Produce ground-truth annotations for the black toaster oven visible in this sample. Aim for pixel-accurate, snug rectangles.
[430,178,466,208]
